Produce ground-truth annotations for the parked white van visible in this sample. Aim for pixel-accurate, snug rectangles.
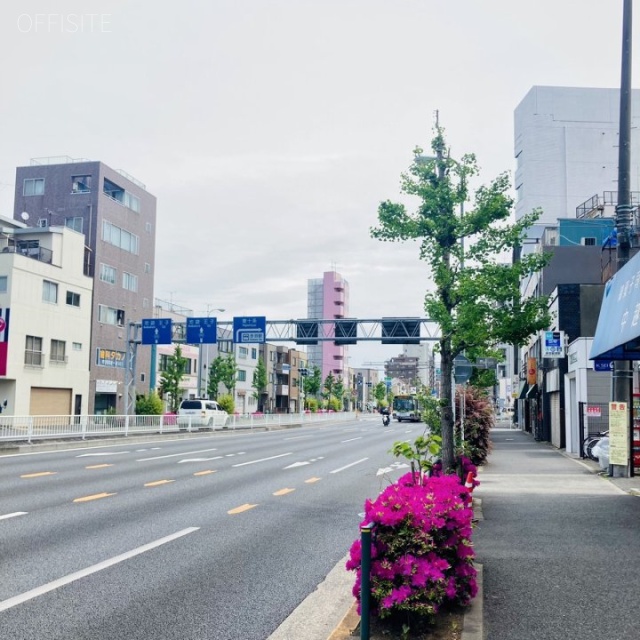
[177,399,229,429]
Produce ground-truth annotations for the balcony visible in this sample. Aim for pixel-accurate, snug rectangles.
[275,384,289,395]
[1,242,53,264]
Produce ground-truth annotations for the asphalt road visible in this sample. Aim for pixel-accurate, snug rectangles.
[0,415,420,640]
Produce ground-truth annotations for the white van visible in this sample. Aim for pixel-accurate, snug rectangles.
[177,399,229,429]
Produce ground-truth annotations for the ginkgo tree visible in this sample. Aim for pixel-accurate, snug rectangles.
[371,125,551,473]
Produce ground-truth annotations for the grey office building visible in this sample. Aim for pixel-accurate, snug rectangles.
[14,157,156,414]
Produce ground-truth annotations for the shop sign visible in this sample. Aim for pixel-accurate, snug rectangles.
[586,406,602,417]
[96,348,126,368]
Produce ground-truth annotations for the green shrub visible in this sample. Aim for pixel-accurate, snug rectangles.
[306,398,318,412]
[328,397,341,411]
[135,391,163,415]
[217,393,235,414]
[455,386,493,465]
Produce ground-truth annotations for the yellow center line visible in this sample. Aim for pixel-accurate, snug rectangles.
[193,470,217,476]
[305,477,322,483]
[273,488,295,496]
[73,492,116,503]
[85,464,113,469]
[144,480,175,487]
[21,472,57,479]
[228,503,258,515]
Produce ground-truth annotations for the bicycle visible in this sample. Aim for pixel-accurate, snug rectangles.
[583,430,608,461]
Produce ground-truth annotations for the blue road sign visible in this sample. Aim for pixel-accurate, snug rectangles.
[594,360,614,372]
[233,316,266,344]
[186,317,217,344]
[141,318,172,345]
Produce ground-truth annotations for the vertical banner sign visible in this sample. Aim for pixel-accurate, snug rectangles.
[527,357,537,386]
[0,308,10,376]
[609,402,629,466]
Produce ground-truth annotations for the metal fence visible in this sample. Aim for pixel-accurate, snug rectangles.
[0,411,357,444]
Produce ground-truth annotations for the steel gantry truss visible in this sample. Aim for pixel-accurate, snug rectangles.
[125,317,441,414]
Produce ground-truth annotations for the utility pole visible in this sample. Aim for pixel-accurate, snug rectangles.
[612,0,633,478]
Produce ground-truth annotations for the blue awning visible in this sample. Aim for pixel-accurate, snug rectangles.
[590,249,640,360]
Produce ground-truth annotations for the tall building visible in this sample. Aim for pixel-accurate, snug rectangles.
[514,86,640,225]
[14,157,156,414]
[307,270,349,381]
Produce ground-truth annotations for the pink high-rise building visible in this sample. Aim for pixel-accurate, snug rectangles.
[307,271,349,381]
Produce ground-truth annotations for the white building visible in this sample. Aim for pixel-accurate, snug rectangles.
[514,86,640,225]
[0,217,93,415]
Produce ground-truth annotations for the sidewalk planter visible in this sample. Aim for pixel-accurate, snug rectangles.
[347,473,477,623]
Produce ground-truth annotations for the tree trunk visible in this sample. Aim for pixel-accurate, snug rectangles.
[440,338,455,472]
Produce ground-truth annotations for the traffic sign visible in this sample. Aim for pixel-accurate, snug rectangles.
[454,355,473,384]
[233,316,266,344]
[141,318,172,345]
[186,317,217,344]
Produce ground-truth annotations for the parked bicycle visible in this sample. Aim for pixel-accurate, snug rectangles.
[583,430,609,461]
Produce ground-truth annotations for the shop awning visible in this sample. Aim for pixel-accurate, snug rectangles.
[590,249,640,361]
[526,384,538,398]
[517,383,528,399]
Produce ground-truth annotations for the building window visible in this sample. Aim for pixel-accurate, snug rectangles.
[100,263,117,284]
[42,280,58,304]
[159,354,170,372]
[102,220,139,255]
[251,348,257,359]
[144,262,151,274]
[72,175,91,193]
[98,304,125,327]
[23,178,44,196]
[50,339,67,363]
[122,272,138,292]
[143,297,149,308]
[66,291,81,307]
[237,369,247,382]
[0,276,7,293]
[103,178,140,212]
[72,342,82,351]
[65,216,84,233]
[145,222,152,234]
[25,335,43,366]
[238,346,248,359]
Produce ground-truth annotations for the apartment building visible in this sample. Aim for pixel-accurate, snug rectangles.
[0,216,92,415]
[307,270,349,381]
[14,157,156,414]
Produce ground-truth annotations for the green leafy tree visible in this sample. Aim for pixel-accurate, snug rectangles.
[322,372,336,406]
[333,376,345,408]
[371,125,551,472]
[135,391,163,415]
[208,355,225,399]
[221,354,238,396]
[159,345,187,413]
[373,381,387,407]
[252,357,268,412]
[304,366,322,399]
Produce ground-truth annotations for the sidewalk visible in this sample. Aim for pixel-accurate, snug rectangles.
[474,428,640,639]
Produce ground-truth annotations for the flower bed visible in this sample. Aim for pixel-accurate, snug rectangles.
[346,472,477,622]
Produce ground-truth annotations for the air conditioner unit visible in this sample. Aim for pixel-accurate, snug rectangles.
[581,237,596,246]
[37,218,48,228]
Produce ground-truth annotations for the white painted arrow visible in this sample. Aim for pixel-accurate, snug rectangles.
[284,461,310,469]
[177,456,223,463]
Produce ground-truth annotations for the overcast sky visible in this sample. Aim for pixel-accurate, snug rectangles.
[0,1,637,368]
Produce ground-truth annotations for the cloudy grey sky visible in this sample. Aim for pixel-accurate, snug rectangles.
[0,1,636,367]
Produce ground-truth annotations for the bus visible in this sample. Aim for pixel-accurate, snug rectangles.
[392,395,423,422]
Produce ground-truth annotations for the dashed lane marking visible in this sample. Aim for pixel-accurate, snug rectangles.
[144,480,175,487]
[193,470,217,476]
[85,464,113,469]
[228,503,258,515]
[305,477,322,483]
[0,512,28,521]
[20,472,57,479]
[273,488,295,496]
[330,458,369,474]
[73,492,116,503]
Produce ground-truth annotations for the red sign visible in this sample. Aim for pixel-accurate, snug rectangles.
[586,406,601,417]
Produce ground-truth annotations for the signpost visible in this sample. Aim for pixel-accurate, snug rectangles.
[233,316,266,344]
[453,355,473,384]
[186,317,217,344]
[141,318,172,345]
[542,331,564,358]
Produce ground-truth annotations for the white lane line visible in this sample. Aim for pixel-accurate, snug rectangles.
[77,452,130,457]
[330,458,369,474]
[177,456,223,463]
[0,527,199,613]
[232,453,292,467]
[341,437,362,443]
[0,512,28,521]
[283,435,313,440]
[137,448,218,462]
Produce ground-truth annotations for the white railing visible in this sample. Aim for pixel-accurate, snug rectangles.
[0,412,357,444]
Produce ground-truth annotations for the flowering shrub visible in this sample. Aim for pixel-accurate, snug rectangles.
[346,472,477,621]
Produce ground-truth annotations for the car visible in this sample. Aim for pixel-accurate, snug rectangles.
[177,399,229,429]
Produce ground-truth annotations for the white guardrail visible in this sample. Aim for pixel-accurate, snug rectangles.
[0,412,358,444]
